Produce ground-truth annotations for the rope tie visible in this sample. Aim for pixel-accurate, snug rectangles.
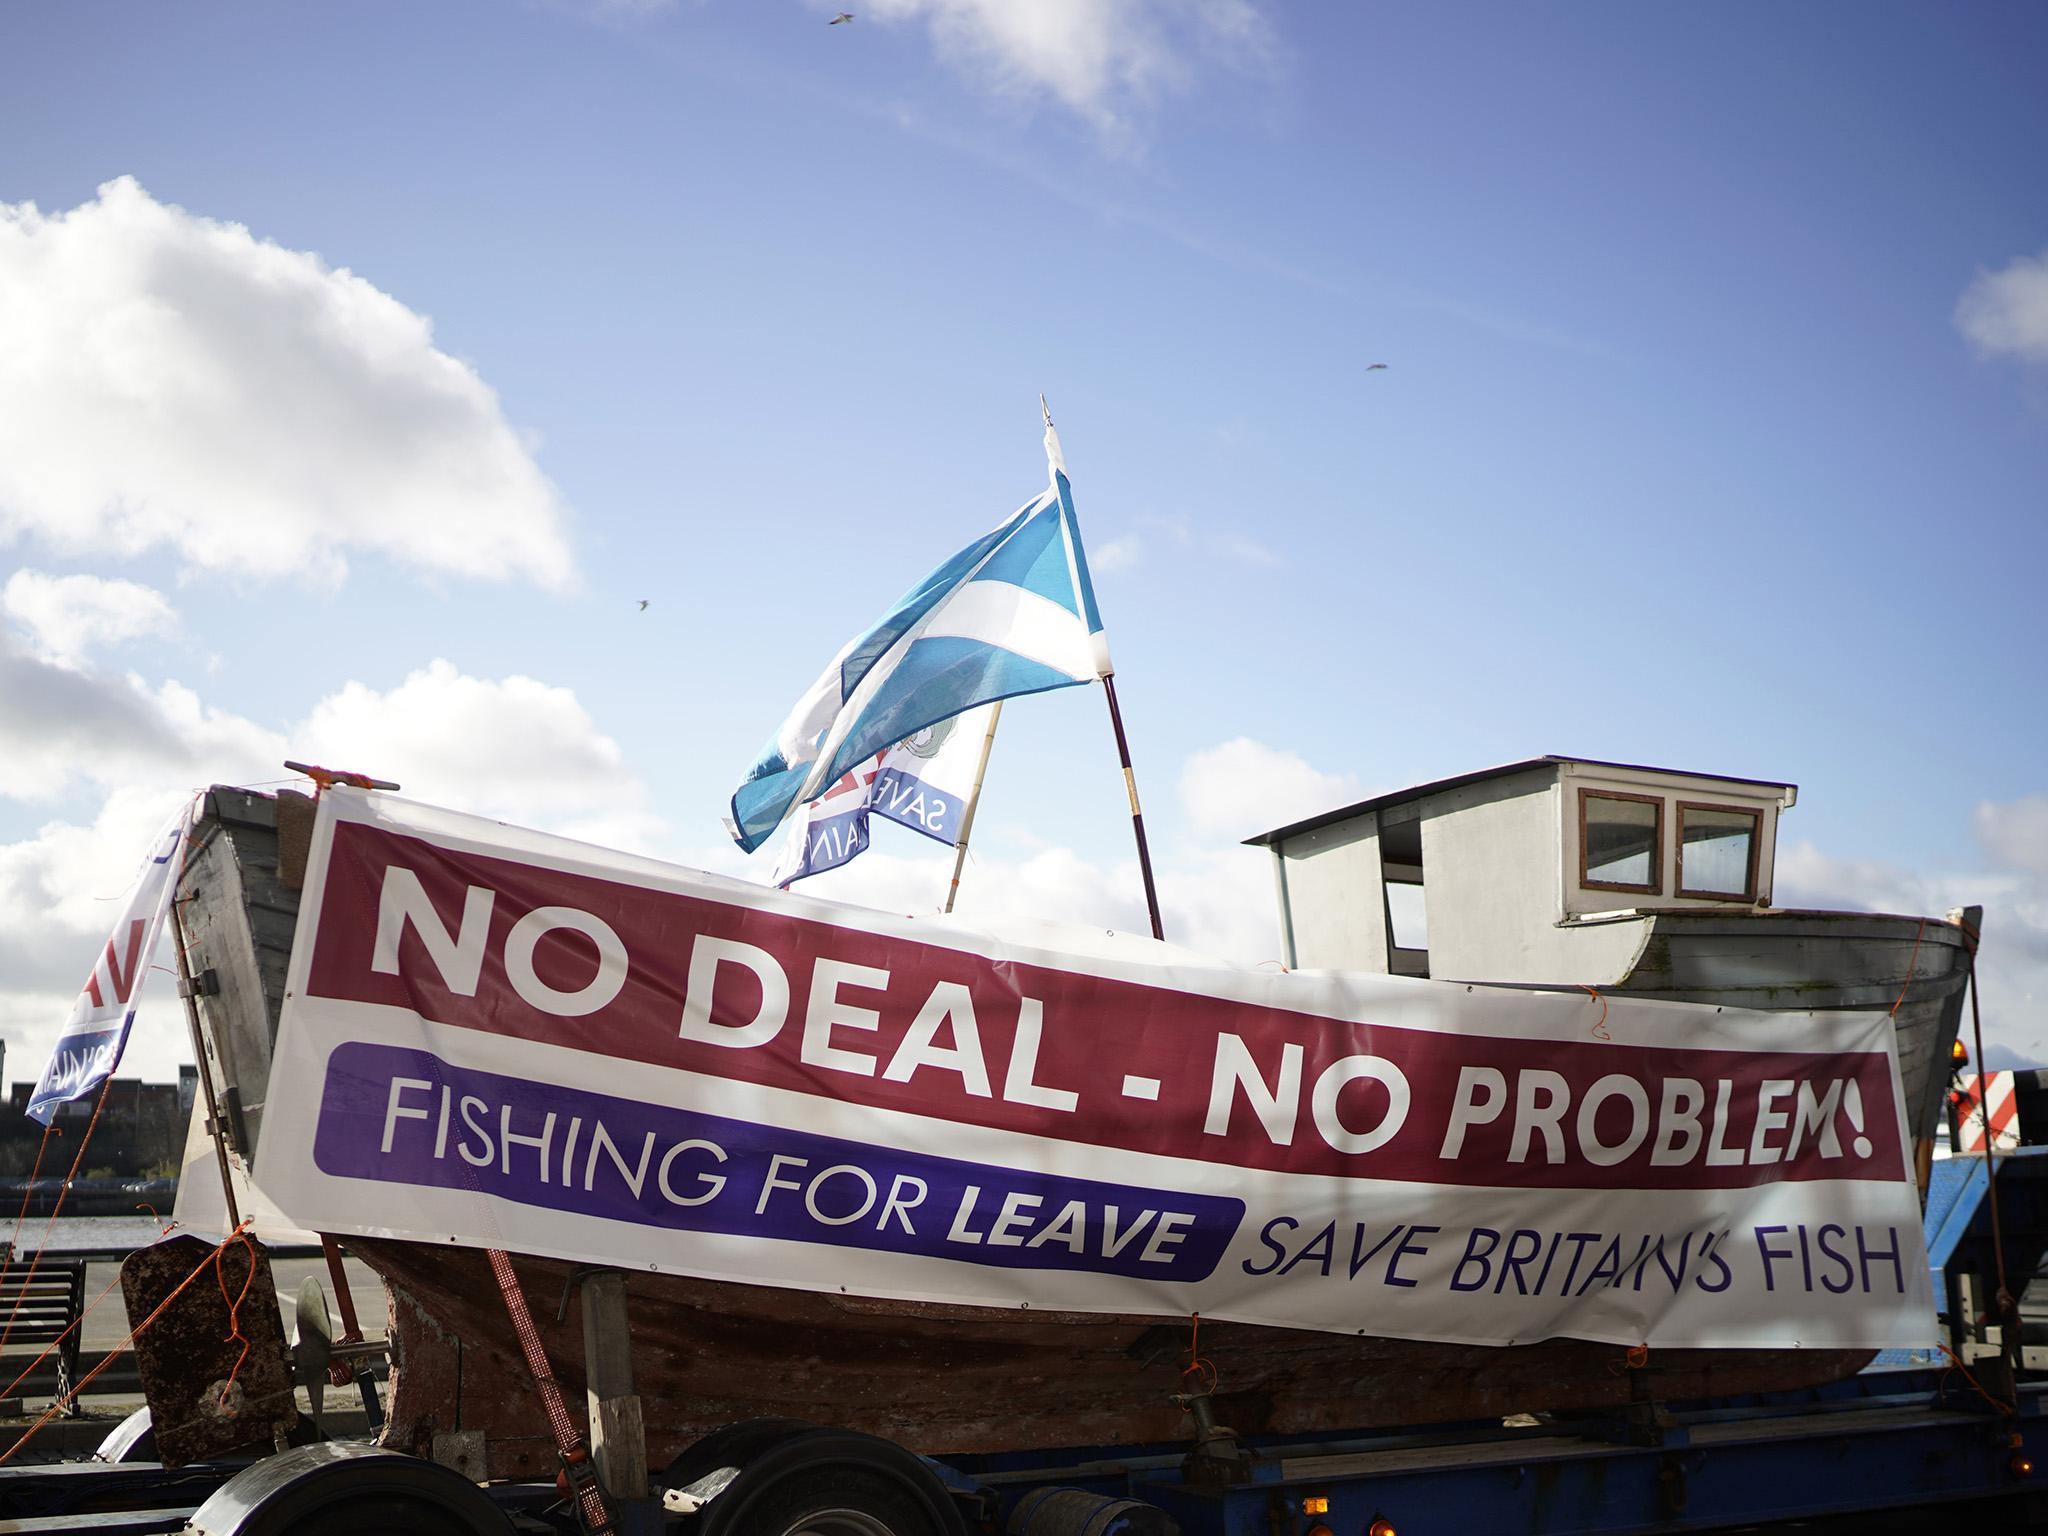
[0,1268,128,1405]
[1180,1311,1217,1396]
[215,1226,259,1412]
[1937,1341,2016,1415]
[1579,985,1612,1041]
[0,1122,58,1351]
[1888,918,1927,1016]
[0,1079,115,1360]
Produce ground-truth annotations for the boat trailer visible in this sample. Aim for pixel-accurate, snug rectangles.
[3,1148,2047,1536]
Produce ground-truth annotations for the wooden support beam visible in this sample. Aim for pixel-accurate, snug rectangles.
[579,1270,649,1505]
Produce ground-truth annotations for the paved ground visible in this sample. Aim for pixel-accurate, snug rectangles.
[0,1253,388,1460]
[74,1254,387,1350]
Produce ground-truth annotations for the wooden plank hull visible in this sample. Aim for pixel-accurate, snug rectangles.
[1611,908,1977,1142]
[355,1237,1870,1480]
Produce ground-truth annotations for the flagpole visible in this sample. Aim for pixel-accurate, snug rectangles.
[1100,674,1165,941]
[943,702,1003,913]
[1040,395,1166,943]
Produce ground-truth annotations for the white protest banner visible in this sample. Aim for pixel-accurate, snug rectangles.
[28,797,199,1124]
[257,790,1934,1351]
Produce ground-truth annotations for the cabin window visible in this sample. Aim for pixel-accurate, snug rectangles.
[1385,877,1429,954]
[1677,802,1761,900]
[1579,789,1662,894]
[1380,819,1428,976]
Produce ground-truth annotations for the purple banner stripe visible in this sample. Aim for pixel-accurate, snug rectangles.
[313,1042,1242,1282]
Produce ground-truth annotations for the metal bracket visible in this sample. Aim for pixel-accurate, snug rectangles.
[1171,1389,1259,1486]
[177,967,220,1000]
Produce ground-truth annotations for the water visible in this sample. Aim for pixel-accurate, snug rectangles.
[19,1216,178,1253]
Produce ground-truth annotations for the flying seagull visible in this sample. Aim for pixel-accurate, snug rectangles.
[1366,363,1389,371]
[637,599,650,611]
[830,11,854,22]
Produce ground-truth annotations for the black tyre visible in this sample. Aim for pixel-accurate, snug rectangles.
[265,1491,494,1535]
[725,1462,948,1536]
[693,1428,966,1536]
[663,1415,818,1491]
[187,1443,511,1536]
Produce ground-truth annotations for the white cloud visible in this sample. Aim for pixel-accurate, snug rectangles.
[761,733,1353,964]
[0,654,663,1088]
[762,832,1286,967]
[1956,248,2048,364]
[1091,533,1142,573]
[0,177,575,588]
[3,569,178,666]
[1178,736,1362,840]
[859,0,1276,141]
[1140,512,1284,569]
[0,785,202,1089]
[1776,820,2048,1065]
[293,660,661,851]
[0,785,197,991]
[1976,795,2048,878]
[0,634,284,802]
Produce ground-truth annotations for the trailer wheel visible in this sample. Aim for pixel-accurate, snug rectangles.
[187,1442,511,1536]
[662,1415,817,1492]
[693,1428,966,1536]
[736,1463,943,1535]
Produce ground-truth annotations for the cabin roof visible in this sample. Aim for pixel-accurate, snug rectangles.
[1243,755,1798,848]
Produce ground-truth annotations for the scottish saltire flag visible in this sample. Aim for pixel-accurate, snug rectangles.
[771,704,993,886]
[729,426,1109,854]
[28,796,199,1124]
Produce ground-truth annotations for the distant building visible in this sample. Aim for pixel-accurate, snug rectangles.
[0,1077,192,1178]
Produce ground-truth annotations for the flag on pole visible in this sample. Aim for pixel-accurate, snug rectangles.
[728,428,1110,855]
[770,703,995,887]
[27,796,199,1124]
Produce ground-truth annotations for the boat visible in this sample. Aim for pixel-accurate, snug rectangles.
[163,766,1953,1480]
[1246,755,1977,1166]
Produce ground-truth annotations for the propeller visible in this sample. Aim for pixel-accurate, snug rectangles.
[290,1276,333,1425]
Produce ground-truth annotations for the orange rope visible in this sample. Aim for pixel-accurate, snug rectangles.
[0,1268,128,1404]
[0,1079,114,1359]
[1580,984,1612,1041]
[1937,1341,2016,1415]
[0,1219,255,1466]
[1888,918,1927,1016]
[1180,1310,1218,1395]
[0,1123,58,1352]
[4,1125,56,1260]
[214,1227,258,1412]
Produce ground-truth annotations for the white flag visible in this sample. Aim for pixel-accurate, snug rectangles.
[28,797,199,1124]
[771,705,995,888]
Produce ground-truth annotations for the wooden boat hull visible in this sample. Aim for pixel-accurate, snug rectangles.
[1607,907,1977,1143]
[357,1237,1869,1481]
[172,788,1884,1474]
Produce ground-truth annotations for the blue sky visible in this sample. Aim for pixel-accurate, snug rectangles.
[2,1,2046,1082]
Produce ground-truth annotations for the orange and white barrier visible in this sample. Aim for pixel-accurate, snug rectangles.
[1956,1071,2021,1154]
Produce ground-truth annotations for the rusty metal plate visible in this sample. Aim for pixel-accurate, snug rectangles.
[121,1233,297,1466]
